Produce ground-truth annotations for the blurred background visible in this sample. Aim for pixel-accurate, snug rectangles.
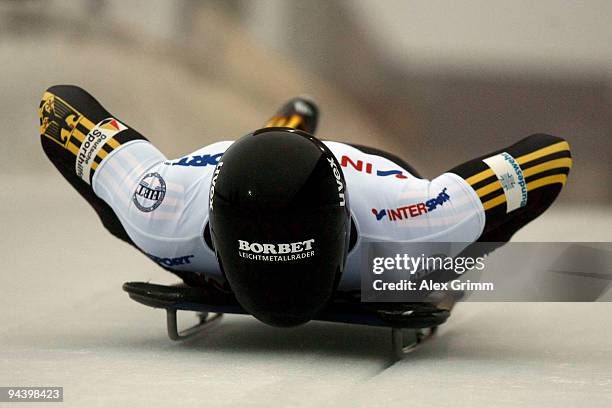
[1,2,612,407]
[0,0,610,202]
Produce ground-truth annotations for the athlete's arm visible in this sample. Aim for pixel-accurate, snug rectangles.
[39,85,221,286]
[39,85,152,246]
[333,134,571,292]
[330,133,571,249]
[448,133,572,242]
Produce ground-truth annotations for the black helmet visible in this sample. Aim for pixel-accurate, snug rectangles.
[209,128,351,327]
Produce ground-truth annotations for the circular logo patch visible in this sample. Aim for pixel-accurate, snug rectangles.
[133,172,166,212]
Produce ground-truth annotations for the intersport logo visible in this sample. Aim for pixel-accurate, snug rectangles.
[372,188,450,222]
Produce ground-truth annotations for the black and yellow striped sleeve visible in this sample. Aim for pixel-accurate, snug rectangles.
[39,85,148,185]
[39,85,150,246]
[262,97,319,135]
[449,134,572,241]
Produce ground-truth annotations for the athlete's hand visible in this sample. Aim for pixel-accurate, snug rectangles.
[263,96,319,135]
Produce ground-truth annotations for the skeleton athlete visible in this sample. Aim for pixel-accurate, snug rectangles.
[40,85,572,326]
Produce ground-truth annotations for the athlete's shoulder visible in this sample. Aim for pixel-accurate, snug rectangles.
[321,140,361,156]
[161,141,233,168]
[322,141,418,182]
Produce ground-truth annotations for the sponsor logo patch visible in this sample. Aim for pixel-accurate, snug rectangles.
[483,152,527,213]
[76,118,127,184]
[372,188,450,222]
[164,153,223,167]
[238,239,315,262]
[372,208,387,221]
[146,253,194,267]
[133,172,166,212]
[209,161,223,211]
[340,155,408,180]
[327,157,346,206]
[39,93,82,147]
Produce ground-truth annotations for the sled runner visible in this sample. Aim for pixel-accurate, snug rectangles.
[123,281,461,358]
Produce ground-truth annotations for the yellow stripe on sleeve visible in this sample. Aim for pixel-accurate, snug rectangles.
[466,141,570,187]
[107,138,120,149]
[476,157,571,198]
[526,174,567,192]
[517,141,570,166]
[466,169,495,186]
[522,158,572,178]
[264,118,277,128]
[482,194,507,211]
[66,141,79,156]
[96,149,108,160]
[72,127,86,143]
[481,174,568,211]
[476,180,502,198]
[286,114,302,129]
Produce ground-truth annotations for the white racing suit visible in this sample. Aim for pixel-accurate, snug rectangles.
[93,139,485,291]
[39,86,571,292]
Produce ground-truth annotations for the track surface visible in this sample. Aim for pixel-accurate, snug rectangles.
[1,175,611,407]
